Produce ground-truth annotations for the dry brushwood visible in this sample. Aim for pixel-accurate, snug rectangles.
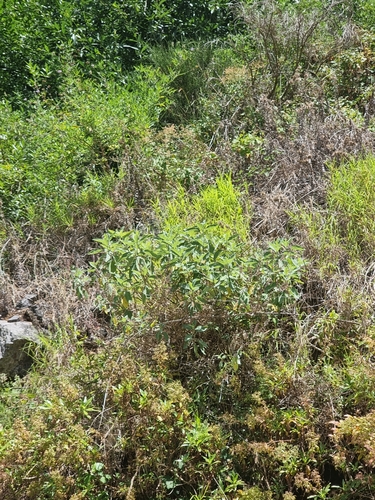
[236,0,353,102]
[247,99,375,239]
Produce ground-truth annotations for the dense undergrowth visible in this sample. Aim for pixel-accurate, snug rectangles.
[2,0,375,498]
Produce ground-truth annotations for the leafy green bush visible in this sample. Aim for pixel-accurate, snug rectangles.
[0,0,234,100]
[352,0,375,30]
[148,42,219,124]
[89,223,306,344]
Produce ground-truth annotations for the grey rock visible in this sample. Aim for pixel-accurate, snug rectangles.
[30,304,44,323]
[16,294,37,309]
[7,315,20,323]
[0,320,39,378]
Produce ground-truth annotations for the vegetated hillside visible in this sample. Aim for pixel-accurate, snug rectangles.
[2,0,375,498]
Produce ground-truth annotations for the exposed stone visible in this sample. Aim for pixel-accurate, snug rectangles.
[0,320,39,378]
[16,294,37,309]
[30,304,44,324]
[7,315,20,323]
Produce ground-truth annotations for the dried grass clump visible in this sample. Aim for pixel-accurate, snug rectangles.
[249,100,375,239]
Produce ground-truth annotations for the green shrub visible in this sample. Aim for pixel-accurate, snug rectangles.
[89,222,306,341]
[0,0,234,100]
[0,67,172,228]
[149,42,218,124]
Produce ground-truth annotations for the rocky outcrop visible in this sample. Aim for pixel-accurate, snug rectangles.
[0,320,39,378]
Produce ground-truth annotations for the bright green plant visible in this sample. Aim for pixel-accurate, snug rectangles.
[232,131,265,159]
[183,415,213,453]
[308,483,339,499]
[291,154,375,277]
[328,154,375,261]
[160,175,251,240]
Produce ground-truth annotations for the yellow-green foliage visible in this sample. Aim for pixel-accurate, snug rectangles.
[292,155,375,276]
[328,155,375,260]
[239,487,273,499]
[0,329,236,500]
[333,409,375,491]
[160,175,250,240]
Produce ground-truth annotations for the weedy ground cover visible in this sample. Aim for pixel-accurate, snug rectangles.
[2,0,375,499]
